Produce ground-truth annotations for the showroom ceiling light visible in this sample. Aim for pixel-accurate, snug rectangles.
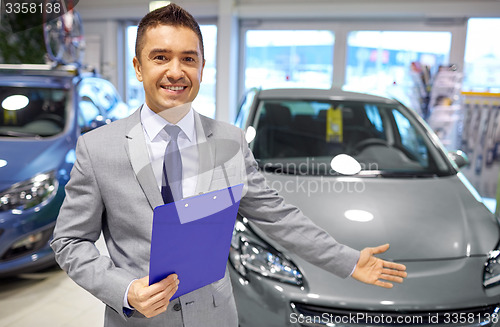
[0,160,6,168]
[2,94,29,111]
[245,126,256,143]
[330,154,361,175]
[344,209,374,223]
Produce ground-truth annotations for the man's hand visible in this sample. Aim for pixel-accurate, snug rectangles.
[351,244,407,288]
[127,274,179,318]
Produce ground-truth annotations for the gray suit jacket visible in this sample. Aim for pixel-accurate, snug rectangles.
[51,108,359,327]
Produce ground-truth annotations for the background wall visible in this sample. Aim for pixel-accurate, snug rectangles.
[75,0,500,122]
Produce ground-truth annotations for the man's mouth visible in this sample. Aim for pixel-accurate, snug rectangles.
[161,85,187,91]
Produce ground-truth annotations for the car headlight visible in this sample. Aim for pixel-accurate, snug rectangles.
[484,249,500,288]
[229,216,303,286]
[0,171,59,212]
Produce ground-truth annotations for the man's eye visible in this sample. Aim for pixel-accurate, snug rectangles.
[184,57,195,62]
[154,55,167,61]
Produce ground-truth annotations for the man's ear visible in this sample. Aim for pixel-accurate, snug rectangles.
[133,56,143,82]
[200,59,206,82]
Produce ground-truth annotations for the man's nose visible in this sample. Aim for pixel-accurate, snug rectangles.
[165,59,184,81]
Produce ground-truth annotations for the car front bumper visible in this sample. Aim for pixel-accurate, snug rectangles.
[0,192,62,277]
[289,302,500,327]
[0,241,55,277]
[229,260,500,327]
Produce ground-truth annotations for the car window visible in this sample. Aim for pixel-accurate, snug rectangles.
[0,86,67,138]
[392,109,429,166]
[94,79,119,112]
[78,100,102,131]
[78,78,119,113]
[251,98,452,176]
[365,104,384,133]
[78,77,131,123]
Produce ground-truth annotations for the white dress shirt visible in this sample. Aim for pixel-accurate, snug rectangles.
[123,104,200,310]
[140,103,199,197]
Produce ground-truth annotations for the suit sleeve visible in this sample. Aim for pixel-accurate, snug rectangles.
[236,130,360,278]
[50,135,136,317]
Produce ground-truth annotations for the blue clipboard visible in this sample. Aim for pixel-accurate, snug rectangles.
[149,183,244,299]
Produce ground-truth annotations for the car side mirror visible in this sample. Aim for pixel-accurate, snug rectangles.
[448,150,469,169]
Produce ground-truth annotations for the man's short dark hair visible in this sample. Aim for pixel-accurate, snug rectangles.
[135,3,204,62]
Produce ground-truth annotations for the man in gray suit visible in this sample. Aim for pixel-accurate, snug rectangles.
[51,3,407,326]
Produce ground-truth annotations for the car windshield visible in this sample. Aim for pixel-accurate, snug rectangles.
[250,99,453,177]
[0,86,68,138]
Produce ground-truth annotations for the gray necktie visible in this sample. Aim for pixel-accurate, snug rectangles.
[161,125,183,203]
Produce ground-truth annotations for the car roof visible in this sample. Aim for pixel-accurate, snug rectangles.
[257,88,397,104]
[0,74,75,88]
[0,64,80,76]
[0,64,93,88]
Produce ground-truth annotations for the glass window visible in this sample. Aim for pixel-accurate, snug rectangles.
[344,31,452,110]
[126,25,143,109]
[235,88,257,129]
[244,30,334,91]
[463,18,500,92]
[125,24,217,118]
[193,25,217,118]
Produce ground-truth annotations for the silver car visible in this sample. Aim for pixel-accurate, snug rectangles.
[229,88,500,327]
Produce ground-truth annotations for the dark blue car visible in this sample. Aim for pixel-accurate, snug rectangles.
[0,64,130,276]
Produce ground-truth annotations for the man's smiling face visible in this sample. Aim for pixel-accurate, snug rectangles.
[133,25,205,113]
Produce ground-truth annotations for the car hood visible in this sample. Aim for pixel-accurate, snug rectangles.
[0,137,71,191]
[257,172,499,261]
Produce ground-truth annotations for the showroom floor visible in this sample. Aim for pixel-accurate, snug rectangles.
[0,238,106,327]
[0,266,104,327]
[0,199,497,327]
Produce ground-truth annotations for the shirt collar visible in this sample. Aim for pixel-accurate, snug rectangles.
[141,103,195,142]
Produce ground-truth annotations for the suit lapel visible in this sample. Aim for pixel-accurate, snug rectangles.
[194,112,216,195]
[124,107,164,209]
[124,109,217,206]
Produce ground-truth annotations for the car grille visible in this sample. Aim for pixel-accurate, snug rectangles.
[290,302,500,327]
[1,227,54,261]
